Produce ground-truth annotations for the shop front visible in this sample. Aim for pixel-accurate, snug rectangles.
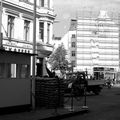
[93,67,115,80]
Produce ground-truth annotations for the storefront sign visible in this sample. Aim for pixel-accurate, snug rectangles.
[3,40,33,49]
[3,40,33,53]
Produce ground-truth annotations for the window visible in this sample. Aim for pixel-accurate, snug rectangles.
[39,22,44,41]
[24,0,28,2]
[71,51,76,56]
[0,63,30,79]
[28,0,33,3]
[71,34,76,38]
[24,20,30,41]
[7,15,15,39]
[0,63,5,78]
[71,42,75,47]
[19,0,33,3]
[19,64,30,78]
[39,0,44,7]
[71,61,75,67]
[0,63,30,78]
[47,23,50,43]
[11,64,16,78]
[6,63,11,78]
[47,0,50,8]
[6,63,16,78]
[19,0,29,2]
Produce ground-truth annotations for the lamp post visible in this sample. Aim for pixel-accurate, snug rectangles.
[32,0,36,110]
[0,0,3,48]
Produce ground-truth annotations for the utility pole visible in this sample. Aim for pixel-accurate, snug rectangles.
[0,0,3,48]
[32,0,36,110]
[119,13,120,71]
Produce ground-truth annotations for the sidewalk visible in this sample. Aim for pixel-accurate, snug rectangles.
[0,105,89,120]
[0,100,88,120]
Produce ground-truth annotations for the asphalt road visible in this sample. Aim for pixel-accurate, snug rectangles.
[62,86,120,120]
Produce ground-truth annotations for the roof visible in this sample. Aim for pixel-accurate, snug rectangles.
[69,10,119,31]
[77,10,119,20]
[0,48,37,56]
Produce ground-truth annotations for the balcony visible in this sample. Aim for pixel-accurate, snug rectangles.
[37,42,53,57]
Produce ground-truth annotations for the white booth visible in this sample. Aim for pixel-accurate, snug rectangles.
[0,49,32,112]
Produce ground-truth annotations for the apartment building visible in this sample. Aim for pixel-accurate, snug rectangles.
[61,10,119,78]
[0,0,56,76]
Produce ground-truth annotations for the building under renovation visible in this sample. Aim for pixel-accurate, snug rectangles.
[61,10,119,79]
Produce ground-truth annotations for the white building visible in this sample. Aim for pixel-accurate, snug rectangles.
[0,0,56,76]
[61,10,119,78]
[52,36,62,50]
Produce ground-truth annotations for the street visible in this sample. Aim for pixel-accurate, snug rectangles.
[62,86,120,120]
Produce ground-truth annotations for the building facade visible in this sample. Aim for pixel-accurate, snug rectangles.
[61,10,119,78]
[0,0,56,76]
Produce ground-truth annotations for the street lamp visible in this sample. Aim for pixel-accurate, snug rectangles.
[32,0,36,110]
[0,0,3,48]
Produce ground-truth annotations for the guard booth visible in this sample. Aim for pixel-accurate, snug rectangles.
[0,49,33,112]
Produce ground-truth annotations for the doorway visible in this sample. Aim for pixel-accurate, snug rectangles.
[36,58,43,77]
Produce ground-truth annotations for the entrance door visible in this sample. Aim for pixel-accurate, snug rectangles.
[36,58,43,77]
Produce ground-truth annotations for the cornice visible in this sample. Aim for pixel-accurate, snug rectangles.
[3,0,56,20]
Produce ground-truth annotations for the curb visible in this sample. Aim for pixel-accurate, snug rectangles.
[39,108,89,120]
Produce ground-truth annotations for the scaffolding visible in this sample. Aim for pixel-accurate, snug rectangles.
[75,10,120,75]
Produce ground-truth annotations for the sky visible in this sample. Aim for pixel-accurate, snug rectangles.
[53,0,120,37]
